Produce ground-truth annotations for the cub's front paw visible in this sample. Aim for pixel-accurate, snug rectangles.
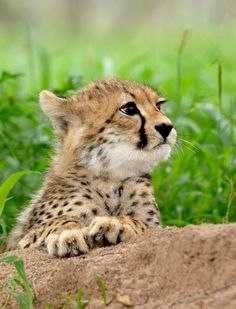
[86,216,145,248]
[44,229,89,257]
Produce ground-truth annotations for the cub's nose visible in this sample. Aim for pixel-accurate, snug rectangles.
[155,123,173,140]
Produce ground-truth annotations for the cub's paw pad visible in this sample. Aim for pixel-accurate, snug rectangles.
[46,229,89,257]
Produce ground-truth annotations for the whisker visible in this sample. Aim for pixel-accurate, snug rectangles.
[178,138,200,152]
[174,139,198,154]
[170,142,183,159]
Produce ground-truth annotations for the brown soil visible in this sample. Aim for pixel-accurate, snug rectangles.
[1,223,236,309]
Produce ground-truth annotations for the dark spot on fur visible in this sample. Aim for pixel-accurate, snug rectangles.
[143,202,152,206]
[96,191,103,198]
[147,210,156,215]
[81,213,87,219]
[131,201,139,207]
[68,189,78,194]
[47,214,53,219]
[88,145,94,152]
[83,194,92,200]
[67,208,73,212]
[129,191,136,199]
[52,204,59,209]
[39,210,45,215]
[142,174,151,180]
[81,181,88,186]
[57,210,63,216]
[74,201,83,206]
[136,178,146,183]
[62,220,72,226]
[92,208,98,215]
[140,191,148,198]
[104,202,110,213]
[118,186,123,197]
[98,127,105,133]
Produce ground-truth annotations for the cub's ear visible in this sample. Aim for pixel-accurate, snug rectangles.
[39,90,72,137]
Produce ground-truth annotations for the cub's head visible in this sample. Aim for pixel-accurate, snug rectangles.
[40,78,177,179]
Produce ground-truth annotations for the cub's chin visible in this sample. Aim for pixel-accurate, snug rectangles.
[154,143,172,163]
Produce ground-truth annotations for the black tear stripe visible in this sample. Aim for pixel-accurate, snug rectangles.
[122,89,148,148]
[137,112,148,149]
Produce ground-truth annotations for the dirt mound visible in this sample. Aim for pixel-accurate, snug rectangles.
[1,223,236,308]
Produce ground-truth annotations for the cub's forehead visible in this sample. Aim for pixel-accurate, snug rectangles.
[75,78,159,103]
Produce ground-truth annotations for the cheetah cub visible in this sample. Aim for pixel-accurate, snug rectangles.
[6,78,177,257]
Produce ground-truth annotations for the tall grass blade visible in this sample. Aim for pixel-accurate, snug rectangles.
[218,61,222,113]
[177,29,190,104]
[0,171,33,216]
[225,177,235,223]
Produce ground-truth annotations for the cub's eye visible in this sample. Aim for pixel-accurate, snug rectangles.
[119,102,138,116]
[156,97,167,110]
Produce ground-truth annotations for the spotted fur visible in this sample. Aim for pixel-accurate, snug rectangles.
[6,78,177,257]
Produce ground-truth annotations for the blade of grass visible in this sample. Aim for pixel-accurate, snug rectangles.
[76,289,86,309]
[225,177,235,223]
[0,170,33,216]
[177,29,190,104]
[96,275,107,305]
[218,61,222,113]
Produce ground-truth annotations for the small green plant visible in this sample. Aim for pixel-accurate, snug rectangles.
[0,256,35,309]
[96,275,107,306]
[61,288,87,309]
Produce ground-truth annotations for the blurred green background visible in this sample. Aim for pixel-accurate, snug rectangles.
[0,0,235,238]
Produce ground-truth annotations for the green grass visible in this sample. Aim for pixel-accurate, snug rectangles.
[60,288,87,309]
[96,276,107,306]
[0,256,35,308]
[0,25,235,242]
